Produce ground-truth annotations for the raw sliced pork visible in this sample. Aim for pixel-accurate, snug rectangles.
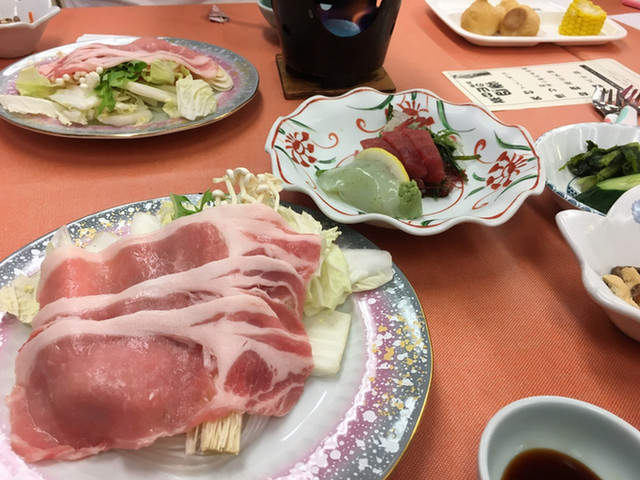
[37,203,321,307]
[8,203,322,463]
[31,255,307,334]
[39,37,221,82]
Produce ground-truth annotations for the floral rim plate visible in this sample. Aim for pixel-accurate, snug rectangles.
[0,36,259,139]
[266,87,544,235]
[425,0,627,47]
[535,122,640,216]
[0,198,432,480]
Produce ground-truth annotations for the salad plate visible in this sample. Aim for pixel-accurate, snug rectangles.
[425,0,627,47]
[0,36,259,138]
[535,122,640,216]
[0,197,432,480]
[266,87,544,235]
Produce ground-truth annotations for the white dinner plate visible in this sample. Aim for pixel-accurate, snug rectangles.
[425,0,628,47]
[0,198,432,480]
[0,37,259,138]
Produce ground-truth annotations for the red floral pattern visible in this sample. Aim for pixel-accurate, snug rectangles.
[486,151,529,190]
[285,131,317,167]
[397,98,435,127]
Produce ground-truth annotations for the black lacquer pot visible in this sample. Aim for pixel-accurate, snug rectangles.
[272,0,401,87]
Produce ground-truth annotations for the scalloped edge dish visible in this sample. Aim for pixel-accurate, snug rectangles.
[0,198,432,480]
[0,36,259,138]
[425,0,627,47]
[266,87,544,236]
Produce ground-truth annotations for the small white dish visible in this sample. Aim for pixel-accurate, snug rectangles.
[257,0,277,28]
[0,0,60,58]
[426,0,627,47]
[478,396,640,480]
[536,122,640,216]
[266,87,544,236]
[556,185,640,340]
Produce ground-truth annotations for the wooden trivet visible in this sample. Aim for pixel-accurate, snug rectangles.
[276,53,396,99]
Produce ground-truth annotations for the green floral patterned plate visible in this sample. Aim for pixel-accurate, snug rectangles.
[266,87,545,235]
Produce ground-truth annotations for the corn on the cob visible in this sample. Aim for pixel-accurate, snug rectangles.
[558,0,607,36]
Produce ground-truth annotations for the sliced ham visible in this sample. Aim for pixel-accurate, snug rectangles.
[8,296,313,462]
[37,203,322,308]
[38,37,220,81]
[9,203,322,463]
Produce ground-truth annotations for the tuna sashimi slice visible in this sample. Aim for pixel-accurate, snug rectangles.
[400,125,445,185]
[360,137,401,159]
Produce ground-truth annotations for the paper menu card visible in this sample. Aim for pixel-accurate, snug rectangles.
[443,58,640,111]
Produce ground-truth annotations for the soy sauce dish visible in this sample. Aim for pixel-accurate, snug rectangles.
[478,396,640,480]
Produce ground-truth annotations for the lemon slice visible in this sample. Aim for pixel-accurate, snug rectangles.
[355,148,410,183]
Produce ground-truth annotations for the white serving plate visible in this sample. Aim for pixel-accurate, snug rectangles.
[425,0,627,47]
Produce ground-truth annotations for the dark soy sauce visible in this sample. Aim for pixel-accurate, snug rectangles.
[502,448,603,480]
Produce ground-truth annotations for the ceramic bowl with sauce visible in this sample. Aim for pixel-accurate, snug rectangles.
[478,396,640,480]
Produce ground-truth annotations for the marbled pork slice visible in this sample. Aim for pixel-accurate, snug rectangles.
[8,295,313,463]
[31,254,306,333]
[37,203,322,307]
[38,37,221,81]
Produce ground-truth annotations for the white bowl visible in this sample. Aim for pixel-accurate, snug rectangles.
[535,122,640,216]
[556,185,640,340]
[0,0,60,58]
[266,87,545,235]
[478,396,640,480]
[257,0,277,28]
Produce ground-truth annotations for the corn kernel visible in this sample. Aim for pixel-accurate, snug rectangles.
[558,0,607,36]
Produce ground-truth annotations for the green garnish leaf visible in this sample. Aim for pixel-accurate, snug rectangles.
[95,61,148,113]
[169,190,219,220]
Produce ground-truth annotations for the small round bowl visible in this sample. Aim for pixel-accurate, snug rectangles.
[0,0,60,58]
[478,396,640,480]
[535,122,640,216]
[556,185,640,340]
[257,0,277,28]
